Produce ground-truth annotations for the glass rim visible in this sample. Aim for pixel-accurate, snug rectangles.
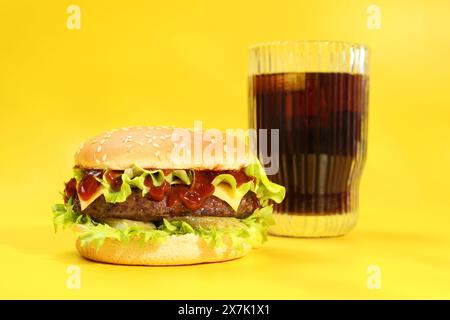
[248,40,370,52]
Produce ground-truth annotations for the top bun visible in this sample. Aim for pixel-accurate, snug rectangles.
[75,126,250,170]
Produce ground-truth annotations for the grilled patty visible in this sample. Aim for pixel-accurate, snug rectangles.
[73,190,259,222]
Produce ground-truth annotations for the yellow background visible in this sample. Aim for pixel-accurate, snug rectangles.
[1,0,449,299]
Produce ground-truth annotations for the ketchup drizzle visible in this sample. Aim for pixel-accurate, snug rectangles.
[225,170,253,186]
[144,176,171,202]
[77,170,102,201]
[104,170,123,192]
[64,178,77,203]
[180,171,216,210]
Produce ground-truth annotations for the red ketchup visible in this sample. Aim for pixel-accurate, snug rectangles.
[144,176,171,202]
[144,170,251,210]
[64,178,77,203]
[167,185,189,207]
[224,170,253,186]
[180,171,216,210]
[77,170,102,201]
[104,170,123,192]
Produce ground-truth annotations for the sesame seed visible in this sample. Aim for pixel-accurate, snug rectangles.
[160,136,166,140]
[100,139,106,145]
[97,145,102,153]
[122,127,129,131]
[147,139,153,143]
[91,139,98,144]
[152,135,157,139]
[102,154,107,161]
[95,158,100,164]
[145,134,152,138]
[155,151,160,157]
[153,143,160,148]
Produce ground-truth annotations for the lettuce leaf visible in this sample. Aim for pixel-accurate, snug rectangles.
[194,206,275,252]
[73,168,84,183]
[244,158,286,206]
[166,169,193,185]
[53,199,168,249]
[131,166,166,187]
[52,198,275,252]
[52,198,77,232]
[160,219,195,234]
[209,158,285,210]
[124,166,166,197]
[84,166,193,202]
[96,172,132,203]
[240,205,275,245]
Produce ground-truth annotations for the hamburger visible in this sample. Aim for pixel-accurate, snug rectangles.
[52,126,285,265]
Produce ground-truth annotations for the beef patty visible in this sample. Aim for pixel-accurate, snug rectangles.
[73,190,259,222]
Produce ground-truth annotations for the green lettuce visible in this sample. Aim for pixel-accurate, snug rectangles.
[53,198,78,231]
[208,158,285,210]
[89,166,193,201]
[52,199,275,252]
[194,206,274,251]
[123,166,166,197]
[166,169,193,185]
[160,219,195,234]
[244,158,286,206]
[97,172,132,203]
[73,168,84,183]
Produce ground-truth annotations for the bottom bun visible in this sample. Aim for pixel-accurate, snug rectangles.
[76,234,251,266]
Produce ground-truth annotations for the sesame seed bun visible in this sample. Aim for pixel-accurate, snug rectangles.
[76,234,251,266]
[75,126,249,170]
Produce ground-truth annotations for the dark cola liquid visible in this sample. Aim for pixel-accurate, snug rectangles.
[250,72,369,215]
